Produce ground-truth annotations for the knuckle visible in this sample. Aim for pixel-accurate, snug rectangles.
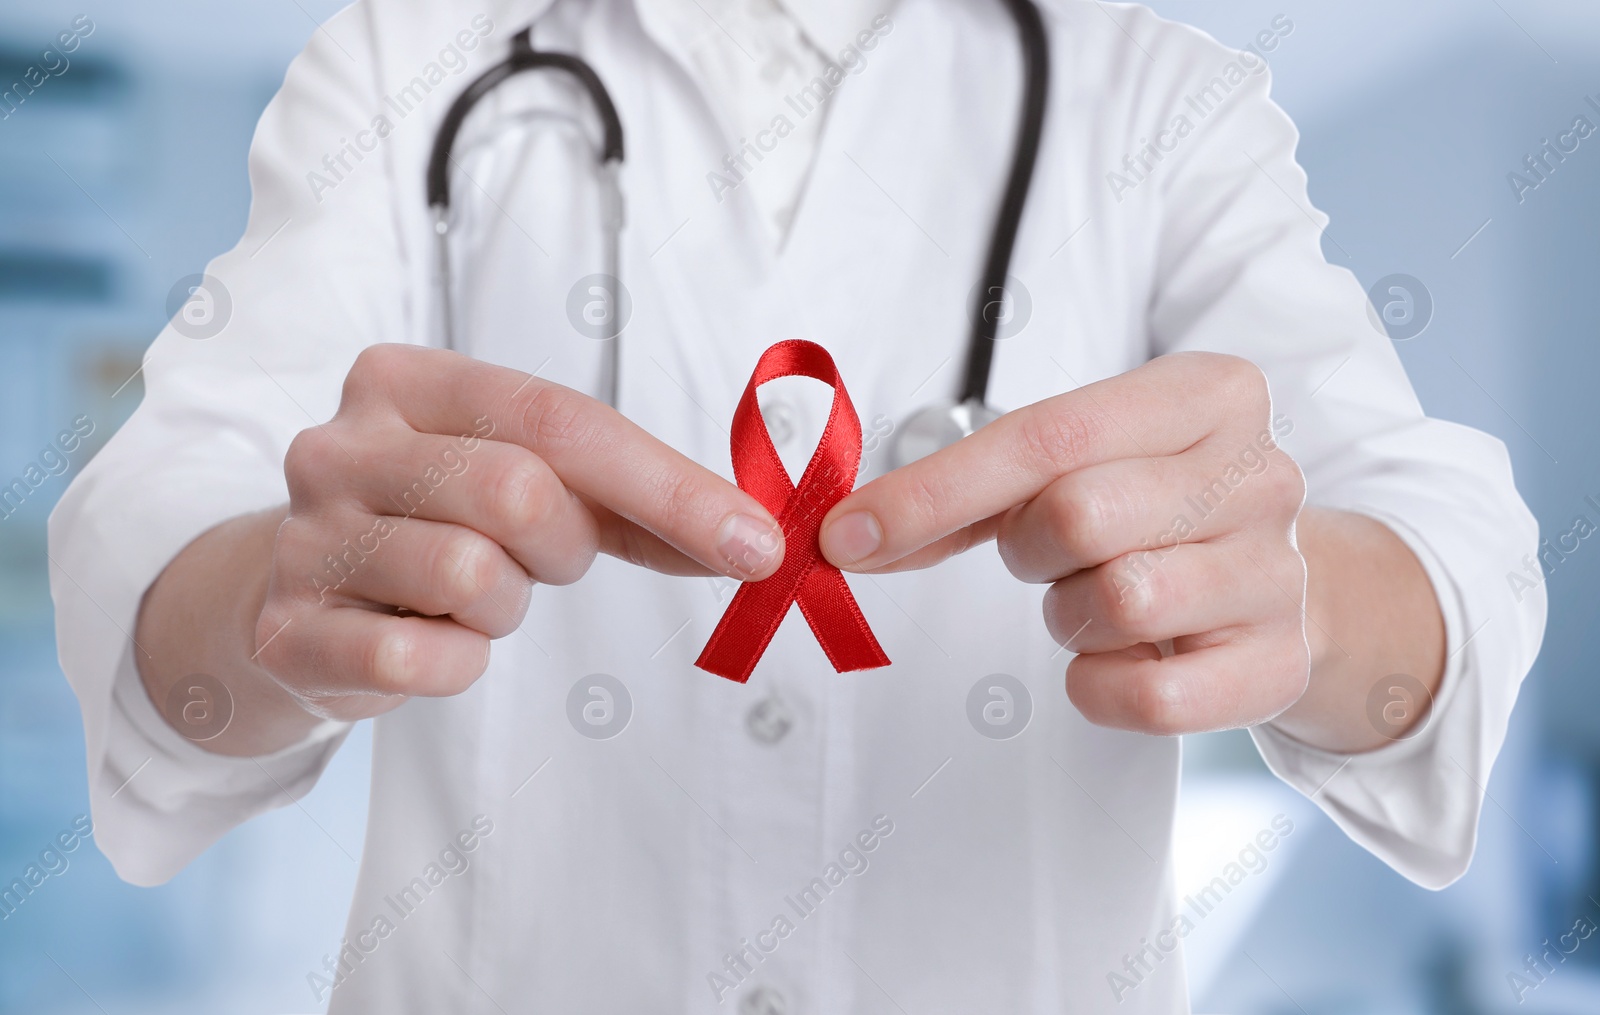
[646,466,702,526]
[342,344,409,410]
[540,551,597,587]
[1274,548,1308,599]
[283,428,345,501]
[1063,658,1099,717]
[1100,556,1160,636]
[269,513,313,567]
[434,531,497,609]
[495,580,536,634]
[272,515,337,598]
[252,608,294,673]
[1041,582,1081,647]
[365,623,416,694]
[1265,456,1307,516]
[518,384,591,453]
[1130,674,1188,736]
[1212,353,1270,404]
[1015,406,1102,473]
[348,343,409,387]
[1045,478,1114,562]
[485,457,551,531]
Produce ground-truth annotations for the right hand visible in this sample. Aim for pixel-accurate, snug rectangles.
[254,344,785,721]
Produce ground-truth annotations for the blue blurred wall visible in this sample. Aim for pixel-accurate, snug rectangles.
[0,5,371,1013]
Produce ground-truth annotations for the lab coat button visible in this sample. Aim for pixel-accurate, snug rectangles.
[745,696,795,744]
[737,985,790,1015]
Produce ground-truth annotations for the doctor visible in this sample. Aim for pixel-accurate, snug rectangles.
[51,0,1543,1012]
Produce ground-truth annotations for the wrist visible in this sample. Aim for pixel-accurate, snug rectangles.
[136,504,325,757]
[1296,506,1345,677]
[1270,506,1445,753]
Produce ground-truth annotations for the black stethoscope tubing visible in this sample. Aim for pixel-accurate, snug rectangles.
[427,27,624,211]
[962,0,1051,406]
[424,1,1050,426]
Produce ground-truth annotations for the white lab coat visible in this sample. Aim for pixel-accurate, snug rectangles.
[48,0,1546,1012]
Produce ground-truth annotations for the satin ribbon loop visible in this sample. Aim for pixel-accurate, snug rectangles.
[696,340,891,683]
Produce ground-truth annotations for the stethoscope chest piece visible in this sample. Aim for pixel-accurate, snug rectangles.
[891,399,1005,468]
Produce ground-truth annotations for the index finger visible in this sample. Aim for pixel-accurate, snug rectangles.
[348,344,785,581]
[819,353,1256,572]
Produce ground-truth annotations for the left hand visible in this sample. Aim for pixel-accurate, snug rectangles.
[819,352,1312,736]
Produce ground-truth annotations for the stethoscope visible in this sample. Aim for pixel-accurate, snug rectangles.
[426,0,1050,467]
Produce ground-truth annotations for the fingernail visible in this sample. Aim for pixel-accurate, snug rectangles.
[718,513,784,579]
[823,512,882,567]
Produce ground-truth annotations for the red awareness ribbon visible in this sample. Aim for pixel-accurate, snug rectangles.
[696,340,891,683]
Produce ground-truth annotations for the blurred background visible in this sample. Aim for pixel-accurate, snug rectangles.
[1,0,1597,1012]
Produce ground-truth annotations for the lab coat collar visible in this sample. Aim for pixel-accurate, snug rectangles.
[469,0,902,56]
[779,0,900,58]
[477,0,702,115]
[496,0,904,85]
[487,0,562,35]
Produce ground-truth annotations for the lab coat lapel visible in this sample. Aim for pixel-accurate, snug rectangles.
[485,0,561,35]
[774,0,1021,436]
[590,0,756,448]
